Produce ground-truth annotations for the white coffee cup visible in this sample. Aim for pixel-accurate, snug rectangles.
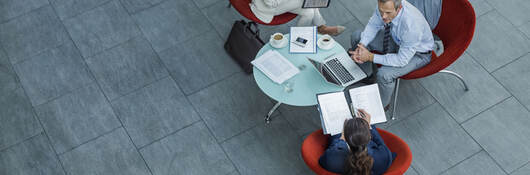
[320,34,333,47]
[270,33,284,46]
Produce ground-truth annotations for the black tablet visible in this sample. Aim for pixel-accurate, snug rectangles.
[302,0,331,8]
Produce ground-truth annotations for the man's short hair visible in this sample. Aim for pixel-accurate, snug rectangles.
[378,0,402,9]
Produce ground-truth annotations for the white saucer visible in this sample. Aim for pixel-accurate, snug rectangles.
[270,38,288,48]
[317,37,335,50]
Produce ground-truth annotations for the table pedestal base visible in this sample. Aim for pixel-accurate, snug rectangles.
[265,102,282,123]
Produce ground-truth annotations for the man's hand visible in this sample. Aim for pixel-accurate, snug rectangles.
[357,44,374,62]
[348,45,363,63]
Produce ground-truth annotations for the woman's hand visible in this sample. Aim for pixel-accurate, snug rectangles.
[357,109,371,128]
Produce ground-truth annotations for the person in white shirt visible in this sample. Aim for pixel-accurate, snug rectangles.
[250,0,345,36]
[349,0,434,107]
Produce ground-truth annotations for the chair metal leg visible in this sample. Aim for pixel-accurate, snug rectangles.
[439,70,469,91]
[265,102,282,123]
[391,78,400,120]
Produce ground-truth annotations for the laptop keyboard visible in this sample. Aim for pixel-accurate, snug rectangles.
[327,58,355,83]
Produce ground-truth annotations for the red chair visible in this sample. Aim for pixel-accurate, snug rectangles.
[228,0,297,25]
[391,0,475,119]
[301,128,412,175]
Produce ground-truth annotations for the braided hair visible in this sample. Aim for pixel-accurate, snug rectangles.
[343,118,373,175]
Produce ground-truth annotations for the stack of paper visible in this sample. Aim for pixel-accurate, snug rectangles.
[251,50,300,84]
[316,84,387,135]
[289,26,317,54]
[349,84,387,124]
[317,92,352,135]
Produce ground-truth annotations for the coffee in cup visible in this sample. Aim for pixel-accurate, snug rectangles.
[271,33,284,46]
[320,34,333,47]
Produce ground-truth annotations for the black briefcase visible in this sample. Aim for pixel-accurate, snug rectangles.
[224,20,265,74]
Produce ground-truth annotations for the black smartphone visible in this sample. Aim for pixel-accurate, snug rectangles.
[293,37,308,47]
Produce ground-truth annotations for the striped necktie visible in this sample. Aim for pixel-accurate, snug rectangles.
[383,23,392,54]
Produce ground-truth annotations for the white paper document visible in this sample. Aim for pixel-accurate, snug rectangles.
[289,26,317,54]
[251,50,300,84]
[349,84,387,124]
[316,84,387,135]
[317,92,353,135]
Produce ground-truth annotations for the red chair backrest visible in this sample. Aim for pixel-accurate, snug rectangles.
[301,128,413,175]
[229,0,297,25]
[401,0,476,79]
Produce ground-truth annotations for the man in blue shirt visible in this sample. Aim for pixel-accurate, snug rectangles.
[350,0,434,107]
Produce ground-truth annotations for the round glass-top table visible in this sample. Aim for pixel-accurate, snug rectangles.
[253,34,348,122]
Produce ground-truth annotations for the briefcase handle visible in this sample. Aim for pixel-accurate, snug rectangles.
[246,21,260,36]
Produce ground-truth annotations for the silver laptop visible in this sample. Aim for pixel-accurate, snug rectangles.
[307,52,367,87]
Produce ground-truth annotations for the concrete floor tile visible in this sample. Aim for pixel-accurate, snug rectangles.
[140,122,235,175]
[0,133,64,175]
[14,42,94,106]
[188,73,272,142]
[388,103,481,175]
[466,10,530,72]
[64,0,140,58]
[49,0,110,20]
[35,83,121,154]
[419,53,511,123]
[158,31,240,95]
[0,0,48,23]
[111,77,201,148]
[0,5,69,64]
[132,0,211,52]
[60,128,150,175]
[441,151,506,175]
[492,53,530,110]
[85,36,168,100]
[462,97,530,172]
[0,88,42,150]
[119,0,164,14]
[222,116,312,175]
[485,0,530,27]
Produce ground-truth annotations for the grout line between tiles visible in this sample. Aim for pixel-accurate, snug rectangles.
[459,95,512,125]
[385,102,437,129]
[0,3,50,25]
[433,94,511,174]
[488,52,530,74]
[124,0,171,15]
[54,1,154,173]
[57,126,122,156]
[416,77,511,174]
[174,2,244,168]
[184,71,241,96]
[467,51,530,115]
[437,149,484,175]
[0,131,43,153]
[4,15,68,173]
[23,88,69,174]
[136,120,202,150]
[509,160,530,174]
[56,0,113,22]
[108,75,170,102]
[336,0,364,26]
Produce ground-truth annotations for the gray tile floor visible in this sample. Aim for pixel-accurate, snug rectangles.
[1,0,529,174]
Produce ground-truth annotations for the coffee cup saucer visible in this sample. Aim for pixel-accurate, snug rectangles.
[317,37,335,50]
[270,38,288,49]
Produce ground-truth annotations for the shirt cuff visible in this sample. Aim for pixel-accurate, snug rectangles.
[373,54,384,64]
[359,39,369,47]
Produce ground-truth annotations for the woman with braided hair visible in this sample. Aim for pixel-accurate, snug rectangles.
[319,109,394,175]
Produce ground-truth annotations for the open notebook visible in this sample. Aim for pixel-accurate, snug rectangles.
[316,84,387,135]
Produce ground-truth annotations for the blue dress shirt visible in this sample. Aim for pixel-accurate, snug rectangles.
[319,126,394,175]
[360,0,434,67]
